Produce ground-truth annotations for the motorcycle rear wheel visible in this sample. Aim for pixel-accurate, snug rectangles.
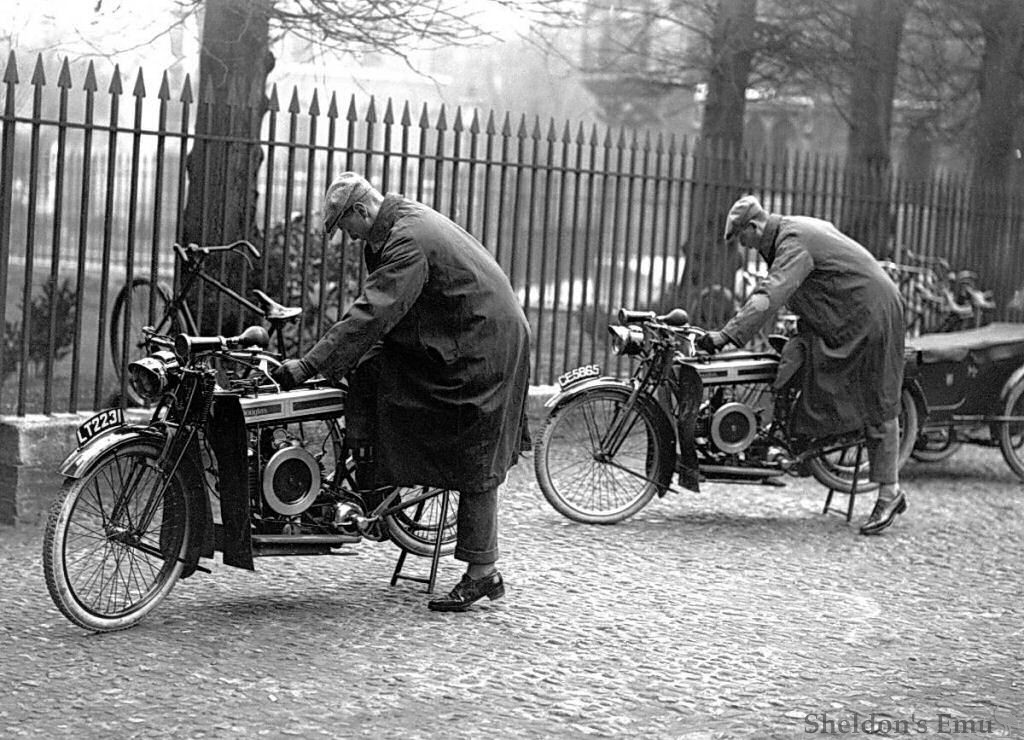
[804,441,880,494]
[43,440,190,632]
[534,387,674,524]
[384,487,459,556]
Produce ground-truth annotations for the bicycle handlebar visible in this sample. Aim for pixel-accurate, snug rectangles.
[174,240,261,264]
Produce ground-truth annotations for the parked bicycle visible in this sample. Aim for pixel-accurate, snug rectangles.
[880,250,996,337]
[109,240,303,405]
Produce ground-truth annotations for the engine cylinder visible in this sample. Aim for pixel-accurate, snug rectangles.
[710,402,758,454]
[262,445,321,516]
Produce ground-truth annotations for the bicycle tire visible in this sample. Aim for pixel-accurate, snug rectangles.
[110,278,181,405]
[534,386,674,524]
[43,439,190,632]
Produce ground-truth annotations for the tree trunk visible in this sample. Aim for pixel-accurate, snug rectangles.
[182,0,274,331]
[701,0,756,156]
[970,0,1024,304]
[843,0,909,254]
[681,0,756,326]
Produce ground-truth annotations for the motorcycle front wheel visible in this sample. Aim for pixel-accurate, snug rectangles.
[534,387,674,524]
[43,440,190,632]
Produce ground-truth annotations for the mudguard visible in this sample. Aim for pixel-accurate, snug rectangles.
[542,376,636,409]
[59,424,214,576]
[668,362,704,493]
[59,425,164,478]
[543,376,679,494]
[902,377,929,427]
[209,394,253,570]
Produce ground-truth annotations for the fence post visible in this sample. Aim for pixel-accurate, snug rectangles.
[0,52,19,411]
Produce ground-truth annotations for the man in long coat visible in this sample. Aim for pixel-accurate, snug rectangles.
[273,172,531,609]
[697,195,908,535]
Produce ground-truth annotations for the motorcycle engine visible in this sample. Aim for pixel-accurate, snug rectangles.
[262,431,321,515]
[239,386,347,526]
[696,388,765,456]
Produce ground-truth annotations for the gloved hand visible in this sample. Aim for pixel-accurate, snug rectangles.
[271,358,314,390]
[696,331,728,355]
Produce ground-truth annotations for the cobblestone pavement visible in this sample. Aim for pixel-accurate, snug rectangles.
[1,447,1021,739]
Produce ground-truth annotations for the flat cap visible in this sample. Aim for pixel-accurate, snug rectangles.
[323,172,374,236]
[723,194,766,243]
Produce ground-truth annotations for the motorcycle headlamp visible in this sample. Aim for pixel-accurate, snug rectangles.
[128,350,179,402]
[608,325,645,356]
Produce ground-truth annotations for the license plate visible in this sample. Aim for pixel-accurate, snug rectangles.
[557,364,601,389]
[76,408,125,445]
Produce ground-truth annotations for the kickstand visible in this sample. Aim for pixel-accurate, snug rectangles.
[390,489,451,594]
[821,443,864,523]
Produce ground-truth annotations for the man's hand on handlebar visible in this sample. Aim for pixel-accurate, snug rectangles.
[271,358,314,390]
[696,331,730,355]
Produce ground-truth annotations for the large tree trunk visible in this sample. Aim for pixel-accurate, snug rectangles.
[701,0,756,156]
[970,0,1024,305]
[842,0,909,254]
[183,0,274,331]
[681,0,756,326]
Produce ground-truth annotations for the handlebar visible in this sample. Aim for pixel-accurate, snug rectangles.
[611,307,710,357]
[173,240,261,266]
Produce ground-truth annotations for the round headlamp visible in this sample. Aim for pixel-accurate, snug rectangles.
[128,350,179,402]
[608,325,645,356]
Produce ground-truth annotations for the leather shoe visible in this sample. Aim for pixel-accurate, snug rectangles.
[859,491,908,535]
[428,571,505,612]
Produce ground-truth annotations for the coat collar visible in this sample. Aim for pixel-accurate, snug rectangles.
[366,193,406,250]
[758,214,782,266]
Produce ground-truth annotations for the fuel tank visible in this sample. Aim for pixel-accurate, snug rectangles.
[228,386,347,425]
[678,351,779,387]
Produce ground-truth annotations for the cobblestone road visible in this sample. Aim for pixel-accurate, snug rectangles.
[1,447,1021,739]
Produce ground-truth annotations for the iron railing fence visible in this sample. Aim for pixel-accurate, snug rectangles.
[2,52,1023,416]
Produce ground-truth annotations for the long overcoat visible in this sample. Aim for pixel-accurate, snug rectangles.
[721,214,904,437]
[303,195,531,491]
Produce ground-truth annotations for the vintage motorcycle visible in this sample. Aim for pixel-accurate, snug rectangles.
[534,308,919,524]
[42,326,457,633]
